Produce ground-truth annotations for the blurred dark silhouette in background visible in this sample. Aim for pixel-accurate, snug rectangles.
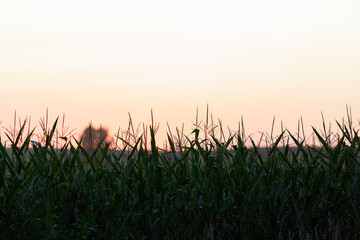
[81,123,112,150]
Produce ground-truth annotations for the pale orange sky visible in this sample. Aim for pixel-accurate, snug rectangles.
[1,0,360,146]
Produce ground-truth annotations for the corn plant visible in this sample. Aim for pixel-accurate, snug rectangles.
[0,110,360,239]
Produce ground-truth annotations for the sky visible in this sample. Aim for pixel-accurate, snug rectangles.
[1,0,360,146]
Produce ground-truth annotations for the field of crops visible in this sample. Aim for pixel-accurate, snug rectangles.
[1,113,360,239]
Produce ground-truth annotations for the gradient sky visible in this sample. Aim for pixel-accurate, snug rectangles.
[1,0,360,145]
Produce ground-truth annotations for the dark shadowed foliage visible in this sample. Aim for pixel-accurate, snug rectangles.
[1,107,360,239]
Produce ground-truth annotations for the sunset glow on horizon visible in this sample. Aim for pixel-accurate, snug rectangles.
[1,0,360,145]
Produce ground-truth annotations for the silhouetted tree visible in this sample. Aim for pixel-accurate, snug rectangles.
[81,123,112,150]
